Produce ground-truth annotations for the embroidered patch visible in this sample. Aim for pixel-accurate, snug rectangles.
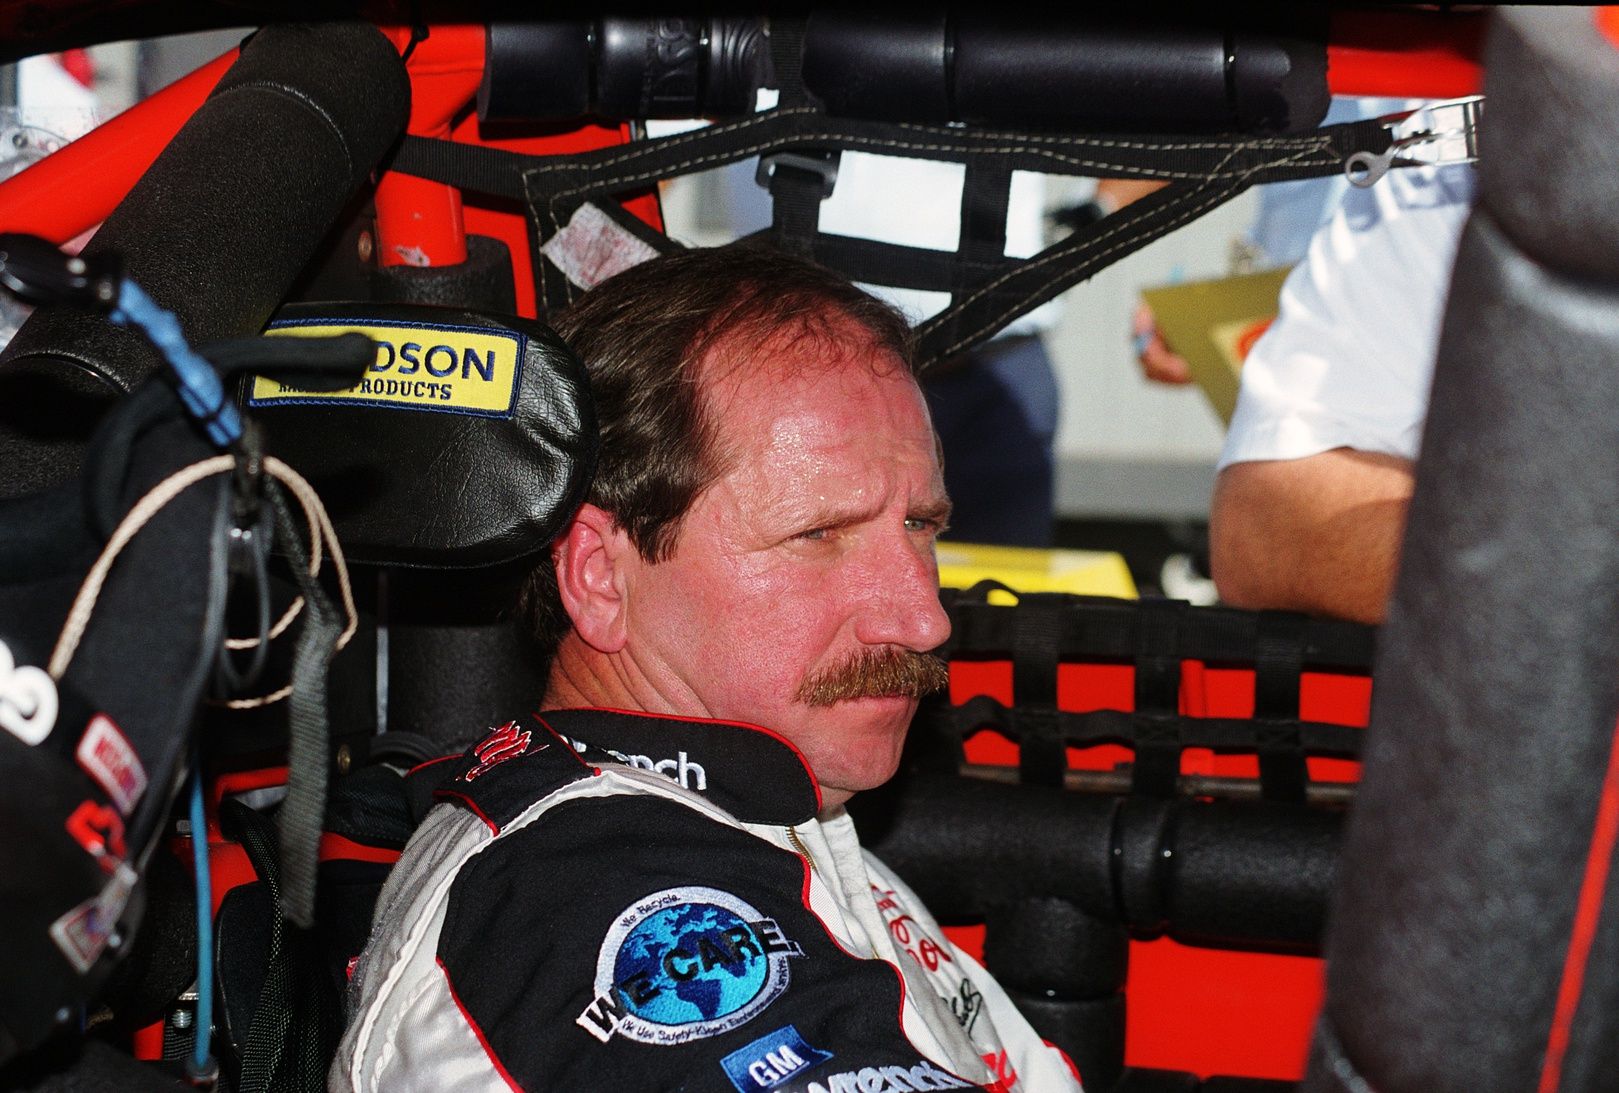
[50,863,135,974]
[721,1025,833,1092]
[576,886,804,1045]
[462,721,534,782]
[76,714,147,816]
[65,799,126,874]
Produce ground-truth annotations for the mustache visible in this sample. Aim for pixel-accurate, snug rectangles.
[795,647,951,708]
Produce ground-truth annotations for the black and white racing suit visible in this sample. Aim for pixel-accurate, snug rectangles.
[332,708,1085,1092]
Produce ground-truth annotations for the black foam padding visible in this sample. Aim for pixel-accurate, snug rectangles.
[382,566,548,753]
[804,12,1328,134]
[851,770,1340,950]
[1306,11,1619,1092]
[1165,801,1339,950]
[478,21,592,122]
[1112,797,1174,929]
[245,303,595,570]
[386,621,544,753]
[0,22,409,499]
[371,234,516,314]
[1202,1080,1296,1093]
[479,17,768,123]
[595,18,706,118]
[850,771,1118,921]
[1228,10,1330,135]
[984,898,1126,998]
[0,364,122,505]
[803,12,951,123]
[1006,989,1124,1093]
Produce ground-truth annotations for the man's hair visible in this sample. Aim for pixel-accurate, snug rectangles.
[519,243,916,660]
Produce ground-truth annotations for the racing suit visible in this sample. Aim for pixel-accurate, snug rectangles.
[331,707,1085,1092]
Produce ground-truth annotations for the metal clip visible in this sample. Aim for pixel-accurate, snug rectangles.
[1345,96,1484,188]
[755,150,841,199]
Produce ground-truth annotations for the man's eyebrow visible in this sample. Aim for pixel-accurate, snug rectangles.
[912,497,954,523]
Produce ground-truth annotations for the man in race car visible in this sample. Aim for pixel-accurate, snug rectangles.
[332,244,1085,1092]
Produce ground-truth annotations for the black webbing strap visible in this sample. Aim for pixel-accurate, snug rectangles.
[266,481,340,929]
[766,154,836,256]
[1254,611,1309,802]
[1011,593,1069,787]
[939,590,1372,788]
[945,595,1377,669]
[947,154,1016,337]
[1130,598,1186,798]
[947,696,1366,759]
[958,156,1013,272]
[219,799,340,1093]
[759,18,834,255]
[769,18,810,110]
[386,111,1395,360]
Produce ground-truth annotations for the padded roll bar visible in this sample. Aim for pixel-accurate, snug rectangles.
[0,23,409,499]
[804,10,1330,134]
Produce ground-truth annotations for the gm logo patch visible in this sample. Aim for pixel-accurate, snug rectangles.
[576,886,803,1045]
[249,319,524,418]
[721,1025,832,1091]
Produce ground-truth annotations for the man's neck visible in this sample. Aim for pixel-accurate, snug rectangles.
[543,634,694,716]
[541,638,622,712]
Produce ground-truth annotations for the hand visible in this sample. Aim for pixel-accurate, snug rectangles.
[1132,301,1193,386]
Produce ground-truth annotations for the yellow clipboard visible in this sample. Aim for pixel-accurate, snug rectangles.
[1140,267,1291,425]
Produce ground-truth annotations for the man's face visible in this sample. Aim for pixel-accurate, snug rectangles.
[618,320,953,811]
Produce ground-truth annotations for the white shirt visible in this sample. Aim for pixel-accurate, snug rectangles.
[1218,163,1477,470]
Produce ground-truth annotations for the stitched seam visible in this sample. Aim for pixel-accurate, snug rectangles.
[518,106,1337,173]
[926,140,1323,356]
[524,129,1337,195]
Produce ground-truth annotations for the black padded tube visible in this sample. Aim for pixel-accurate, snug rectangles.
[803,11,1329,134]
[852,772,1340,949]
[0,23,409,498]
[1306,10,1619,1092]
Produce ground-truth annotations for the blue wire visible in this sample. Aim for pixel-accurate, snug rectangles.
[110,279,242,447]
[188,762,215,1074]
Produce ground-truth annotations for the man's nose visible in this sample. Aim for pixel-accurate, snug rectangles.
[853,537,952,652]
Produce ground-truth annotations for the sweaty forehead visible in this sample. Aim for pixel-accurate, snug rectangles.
[700,319,930,462]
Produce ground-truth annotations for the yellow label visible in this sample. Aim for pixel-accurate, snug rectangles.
[248,321,523,417]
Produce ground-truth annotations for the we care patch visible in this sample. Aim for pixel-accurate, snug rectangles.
[249,319,524,418]
[576,886,804,1045]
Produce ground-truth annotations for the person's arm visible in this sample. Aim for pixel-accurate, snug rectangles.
[1209,448,1415,625]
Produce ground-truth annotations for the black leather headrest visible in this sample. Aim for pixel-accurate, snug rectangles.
[243,302,596,570]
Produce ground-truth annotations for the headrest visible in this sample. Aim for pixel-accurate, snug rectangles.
[242,302,596,570]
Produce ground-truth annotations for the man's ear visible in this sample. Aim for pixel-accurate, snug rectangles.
[552,503,635,654]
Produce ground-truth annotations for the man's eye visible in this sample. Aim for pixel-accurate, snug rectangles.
[796,527,830,542]
[904,517,943,534]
